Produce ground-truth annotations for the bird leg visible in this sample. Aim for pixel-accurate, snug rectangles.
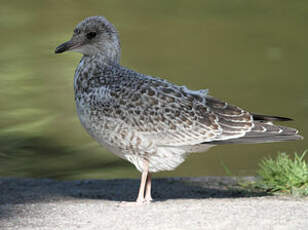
[136,159,149,203]
[136,170,147,203]
[145,173,152,202]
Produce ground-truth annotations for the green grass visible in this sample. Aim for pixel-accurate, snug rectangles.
[255,151,308,196]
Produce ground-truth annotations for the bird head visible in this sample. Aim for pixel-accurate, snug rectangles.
[55,16,120,62]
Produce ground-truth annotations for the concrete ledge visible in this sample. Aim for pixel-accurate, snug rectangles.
[0,177,307,230]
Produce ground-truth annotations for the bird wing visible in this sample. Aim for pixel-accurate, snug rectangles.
[202,95,254,142]
[86,66,254,147]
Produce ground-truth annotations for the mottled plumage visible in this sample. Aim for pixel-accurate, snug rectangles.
[55,16,303,202]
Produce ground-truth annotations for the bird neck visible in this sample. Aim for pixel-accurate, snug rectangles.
[83,38,121,65]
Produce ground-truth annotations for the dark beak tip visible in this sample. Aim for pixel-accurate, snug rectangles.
[55,49,62,54]
[55,46,65,54]
[55,41,72,54]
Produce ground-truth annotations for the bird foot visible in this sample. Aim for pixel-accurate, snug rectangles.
[128,196,153,204]
[118,200,144,206]
[136,197,145,203]
[144,196,153,203]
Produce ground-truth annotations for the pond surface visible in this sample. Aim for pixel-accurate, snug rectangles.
[0,0,307,180]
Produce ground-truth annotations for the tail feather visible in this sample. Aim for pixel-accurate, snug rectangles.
[207,121,303,145]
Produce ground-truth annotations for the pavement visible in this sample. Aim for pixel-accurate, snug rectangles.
[0,177,307,230]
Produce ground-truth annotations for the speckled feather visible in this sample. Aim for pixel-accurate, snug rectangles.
[74,55,253,172]
[60,16,302,172]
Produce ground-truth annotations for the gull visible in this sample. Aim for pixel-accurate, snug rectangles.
[55,16,303,203]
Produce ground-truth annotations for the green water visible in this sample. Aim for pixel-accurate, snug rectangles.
[0,0,307,180]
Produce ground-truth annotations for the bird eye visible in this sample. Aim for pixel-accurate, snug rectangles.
[86,32,97,39]
[74,28,80,34]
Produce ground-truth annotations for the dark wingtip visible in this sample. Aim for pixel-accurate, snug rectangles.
[252,114,293,122]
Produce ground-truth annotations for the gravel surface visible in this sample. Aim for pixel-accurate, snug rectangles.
[0,177,307,230]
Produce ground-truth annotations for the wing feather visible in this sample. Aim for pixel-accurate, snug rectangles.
[76,62,302,153]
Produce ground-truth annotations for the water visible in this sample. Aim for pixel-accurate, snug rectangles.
[0,0,307,180]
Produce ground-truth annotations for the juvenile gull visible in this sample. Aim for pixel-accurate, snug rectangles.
[55,16,303,203]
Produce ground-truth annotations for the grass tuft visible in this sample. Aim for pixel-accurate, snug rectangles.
[255,151,308,196]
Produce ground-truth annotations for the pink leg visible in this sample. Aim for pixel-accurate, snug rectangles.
[136,159,149,203]
[145,173,152,202]
[136,171,147,203]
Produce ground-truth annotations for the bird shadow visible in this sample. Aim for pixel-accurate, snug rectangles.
[72,177,269,201]
[0,177,269,220]
[1,176,268,203]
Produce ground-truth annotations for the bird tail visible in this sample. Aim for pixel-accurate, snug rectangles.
[210,114,303,144]
[218,123,303,144]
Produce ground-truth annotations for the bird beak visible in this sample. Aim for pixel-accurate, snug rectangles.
[55,39,81,54]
